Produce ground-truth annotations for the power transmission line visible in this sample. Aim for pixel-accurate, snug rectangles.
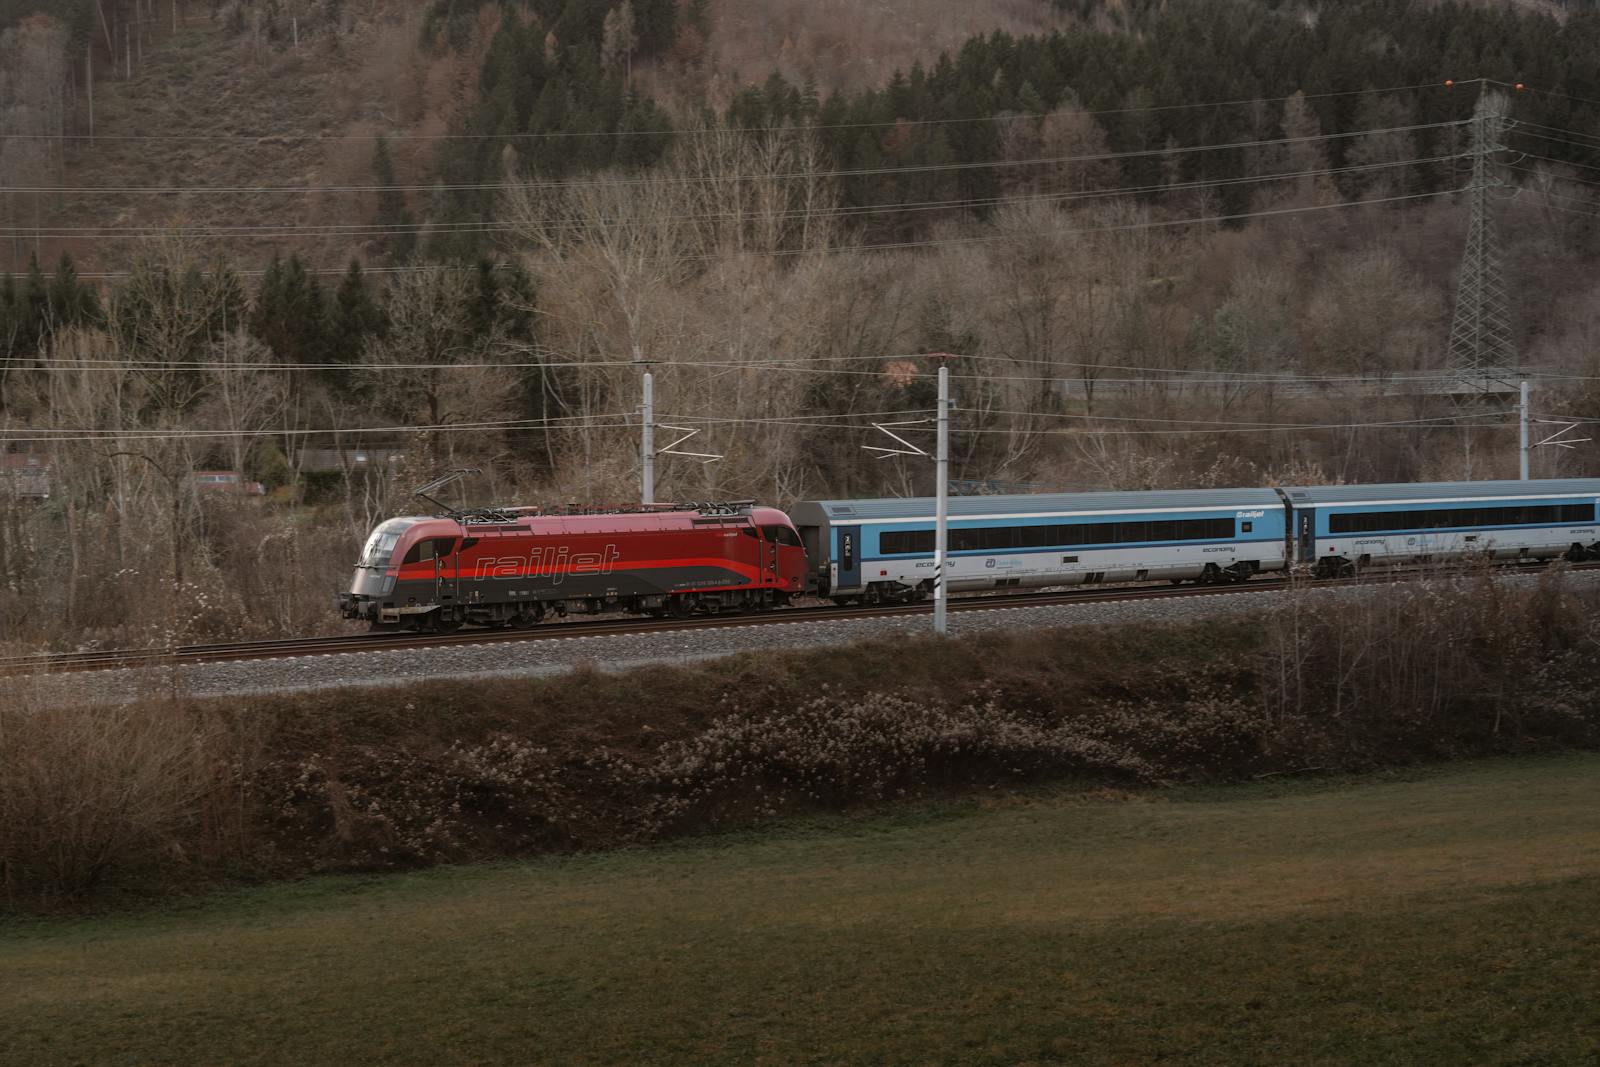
[43,184,1460,279]
[1488,78,1600,110]
[0,154,1461,241]
[1508,129,1600,153]
[0,153,1465,241]
[1508,150,1600,172]
[0,411,1533,445]
[27,349,1600,386]
[1509,121,1600,146]
[5,120,1468,195]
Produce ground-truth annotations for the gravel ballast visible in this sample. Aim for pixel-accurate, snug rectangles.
[26,570,1597,706]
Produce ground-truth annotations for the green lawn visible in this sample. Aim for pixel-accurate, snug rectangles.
[5,756,1599,1066]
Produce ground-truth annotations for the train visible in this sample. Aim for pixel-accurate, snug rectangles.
[338,477,1600,631]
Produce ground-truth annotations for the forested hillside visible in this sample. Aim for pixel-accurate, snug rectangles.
[3,0,1600,648]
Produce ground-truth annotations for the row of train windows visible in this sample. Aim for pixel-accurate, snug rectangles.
[1327,503,1595,534]
[878,517,1237,555]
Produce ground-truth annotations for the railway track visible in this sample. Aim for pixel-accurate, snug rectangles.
[4,561,1589,679]
[1,577,1293,678]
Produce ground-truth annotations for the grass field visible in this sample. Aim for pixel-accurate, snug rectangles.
[4,755,1598,1066]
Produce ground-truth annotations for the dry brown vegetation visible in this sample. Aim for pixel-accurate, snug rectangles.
[5,570,1597,909]
[2,0,469,275]
[0,676,260,908]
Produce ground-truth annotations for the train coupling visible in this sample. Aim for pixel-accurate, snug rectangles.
[336,592,374,621]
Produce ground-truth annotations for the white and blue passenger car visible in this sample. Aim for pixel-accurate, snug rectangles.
[1287,478,1600,577]
[790,488,1289,603]
[791,477,1600,601]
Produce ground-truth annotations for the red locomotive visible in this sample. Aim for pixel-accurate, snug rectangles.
[339,498,809,631]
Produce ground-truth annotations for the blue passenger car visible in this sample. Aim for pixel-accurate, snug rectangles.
[790,488,1289,602]
[1282,478,1600,576]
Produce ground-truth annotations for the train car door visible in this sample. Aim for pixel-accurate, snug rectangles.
[759,526,779,584]
[1296,508,1315,564]
[836,525,861,591]
[436,537,462,607]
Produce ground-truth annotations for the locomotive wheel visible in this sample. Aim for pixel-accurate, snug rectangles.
[431,611,463,634]
[668,596,693,618]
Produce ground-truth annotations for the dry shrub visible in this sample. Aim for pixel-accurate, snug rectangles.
[646,690,1163,825]
[0,688,258,907]
[255,676,1258,870]
[253,575,1600,880]
[1265,566,1600,761]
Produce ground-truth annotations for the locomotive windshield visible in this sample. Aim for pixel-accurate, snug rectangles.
[358,519,415,568]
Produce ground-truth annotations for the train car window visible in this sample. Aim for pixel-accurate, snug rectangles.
[742,526,762,538]
[875,515,1236,554]
[762,525,803,546]
[989,527,1022,550]
[881,530,935,554]
[1329,503,1597,534]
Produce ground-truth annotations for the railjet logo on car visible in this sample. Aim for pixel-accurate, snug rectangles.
[472,545,622,585]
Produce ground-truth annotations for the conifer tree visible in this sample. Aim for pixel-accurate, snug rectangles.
[47,254,93,328]
[327,260,385,390]
[373,136,417,260]
[330,260,386,351]
[0,272,20,412]
[251,254,327,369]
[685,0,709,35]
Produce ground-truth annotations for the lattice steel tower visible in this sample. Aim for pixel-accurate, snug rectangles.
[1446,89,1516,386]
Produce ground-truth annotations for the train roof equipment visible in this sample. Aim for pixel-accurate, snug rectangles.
[1280,477,1600,506]
[790,486,1285,527]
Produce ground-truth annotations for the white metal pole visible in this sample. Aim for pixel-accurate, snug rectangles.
[934,364,949,636]
[1519,379,1530,481]
[641,370,655,504]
